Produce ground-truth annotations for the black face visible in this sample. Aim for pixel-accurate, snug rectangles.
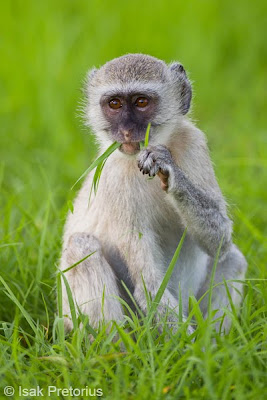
[100,91,158,155]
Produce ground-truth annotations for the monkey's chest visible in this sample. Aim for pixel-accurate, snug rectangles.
[93,171,182,244]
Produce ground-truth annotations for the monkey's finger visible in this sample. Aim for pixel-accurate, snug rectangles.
[137,149,151,168]
[149,163,159,176]
[142,166,152,174]
[141,156,156,174]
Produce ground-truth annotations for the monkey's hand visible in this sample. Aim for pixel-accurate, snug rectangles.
[137,145,174,191]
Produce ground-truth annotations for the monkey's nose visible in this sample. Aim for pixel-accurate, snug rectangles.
[120,129,132,142]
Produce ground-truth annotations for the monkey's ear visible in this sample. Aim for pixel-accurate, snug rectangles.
[169,62,192,115]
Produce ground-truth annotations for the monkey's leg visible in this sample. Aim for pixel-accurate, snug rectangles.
[124,234,193,332]
[60,233,124,331]
[197,244,247,332]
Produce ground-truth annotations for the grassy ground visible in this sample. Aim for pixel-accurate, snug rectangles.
[0,1,267,399]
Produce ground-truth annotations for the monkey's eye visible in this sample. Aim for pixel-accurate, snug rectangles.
[109,98,122,109]
[135,97,149,108]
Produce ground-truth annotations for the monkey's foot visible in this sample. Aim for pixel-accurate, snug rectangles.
[154,304,194,335]
[134,286,194,334]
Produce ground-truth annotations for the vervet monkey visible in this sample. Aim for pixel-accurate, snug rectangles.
[60,54,247,332]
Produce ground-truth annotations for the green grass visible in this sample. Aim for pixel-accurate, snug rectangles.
[0,0,267,399]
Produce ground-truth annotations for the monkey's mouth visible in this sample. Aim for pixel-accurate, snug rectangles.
[120,142,140,155]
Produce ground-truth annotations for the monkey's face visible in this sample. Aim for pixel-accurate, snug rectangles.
[85,54,192,154]
[100,91,159,155]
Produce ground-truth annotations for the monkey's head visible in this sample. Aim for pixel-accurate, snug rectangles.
[84,54,192,155]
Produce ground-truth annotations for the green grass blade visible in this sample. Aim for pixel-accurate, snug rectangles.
[144,122,151,147]
[93,158,107,194]
[60,271,78,331]
[71,141,120,190]
[147,228,187,323]
[0,275,38,336]
[61,251,96,274]
[56,273,65,344]
[178,282,183,324]
[207,236,224,321]
[120,280,144,318]
[78,312,98,338]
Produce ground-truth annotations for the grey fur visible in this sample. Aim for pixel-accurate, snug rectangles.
[169,62,192,114]
[60,54,247,332]
[137,144,232,257]
[90,54,167,86]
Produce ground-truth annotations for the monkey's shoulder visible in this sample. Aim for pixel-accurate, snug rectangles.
[168,121,220,192]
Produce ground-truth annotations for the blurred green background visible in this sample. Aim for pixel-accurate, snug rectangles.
[0,0,266,321]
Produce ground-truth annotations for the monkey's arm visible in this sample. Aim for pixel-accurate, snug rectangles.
[138,144,232,258]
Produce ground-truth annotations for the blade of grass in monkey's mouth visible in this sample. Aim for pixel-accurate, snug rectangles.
[71,123,151,199]
[71,141,121,191]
